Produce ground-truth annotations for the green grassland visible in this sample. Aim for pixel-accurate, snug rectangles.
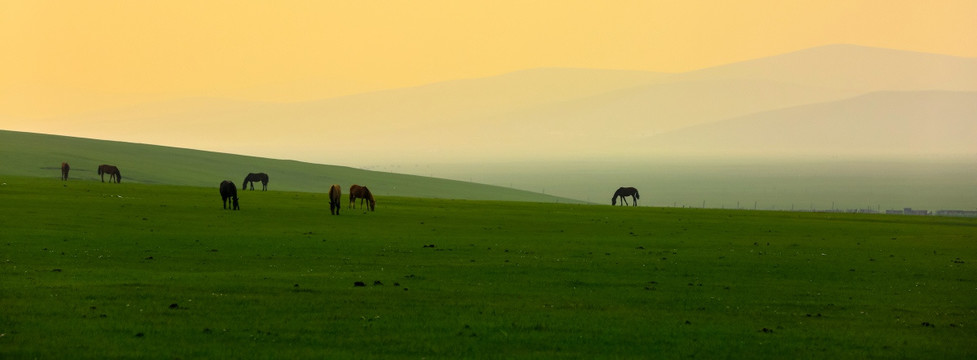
[1,176,975,359]
[0,130,579,203]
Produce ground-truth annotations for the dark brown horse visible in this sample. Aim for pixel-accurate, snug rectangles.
[328,184,342,215]
[61,162,70,181]
[98,164,122,183]
[612,187,639,206]
[220,180,240,210]
[243,173,269,191]
[349,184,376,211]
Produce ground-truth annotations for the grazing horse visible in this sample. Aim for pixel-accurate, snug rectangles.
[243,173,269,191]
[328,184,342,215]
[220,180,240,210]
[349,184,376,211]
[612,187,640,206]
[98,164,122,183]
[61,162,70,181]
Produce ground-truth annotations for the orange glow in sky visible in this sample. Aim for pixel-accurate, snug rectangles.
[2,0,975,118]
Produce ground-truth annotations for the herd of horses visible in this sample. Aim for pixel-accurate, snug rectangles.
[58,162,639,209]
[60,162,122,183]
[219,180,374,215]
[325,184,375,215]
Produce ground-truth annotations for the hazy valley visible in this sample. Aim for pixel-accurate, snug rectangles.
[6,44,976,163]
[3,44,975,211]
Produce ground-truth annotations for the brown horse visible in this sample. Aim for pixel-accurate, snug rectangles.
[612,187,639,206]
[328,184,342,215]
[349,184,376,211]
[61,162,70,181]
[98,164,122,183]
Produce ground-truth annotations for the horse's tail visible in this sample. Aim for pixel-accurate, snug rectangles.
[635,190,640,199]
[329,185,341,201]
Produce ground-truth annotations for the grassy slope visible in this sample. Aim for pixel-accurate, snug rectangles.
[1,177,975,359]
[0,130,580,203]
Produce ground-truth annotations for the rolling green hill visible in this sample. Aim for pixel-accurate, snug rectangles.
[0,130,581,203]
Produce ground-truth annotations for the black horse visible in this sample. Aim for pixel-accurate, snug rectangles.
[612,187,640,206]
[243,173,269,191]
[220,180,240,210]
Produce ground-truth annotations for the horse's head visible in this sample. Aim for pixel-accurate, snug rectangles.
[232,196,240,210]
[612,196,617,206]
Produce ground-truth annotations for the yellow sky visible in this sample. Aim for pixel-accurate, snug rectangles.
[2,0,975,118]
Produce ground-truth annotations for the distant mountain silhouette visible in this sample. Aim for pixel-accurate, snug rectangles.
[641,91,977,156]
[8,45,976,163]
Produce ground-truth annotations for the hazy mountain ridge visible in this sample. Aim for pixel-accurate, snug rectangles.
[680,44,977,91]
[641,91,977,156]
[6,44,975,164]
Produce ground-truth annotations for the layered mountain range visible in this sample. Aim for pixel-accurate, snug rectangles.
[9,44,976,164]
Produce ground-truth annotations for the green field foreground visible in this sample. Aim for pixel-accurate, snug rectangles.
[1,177,975,359]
